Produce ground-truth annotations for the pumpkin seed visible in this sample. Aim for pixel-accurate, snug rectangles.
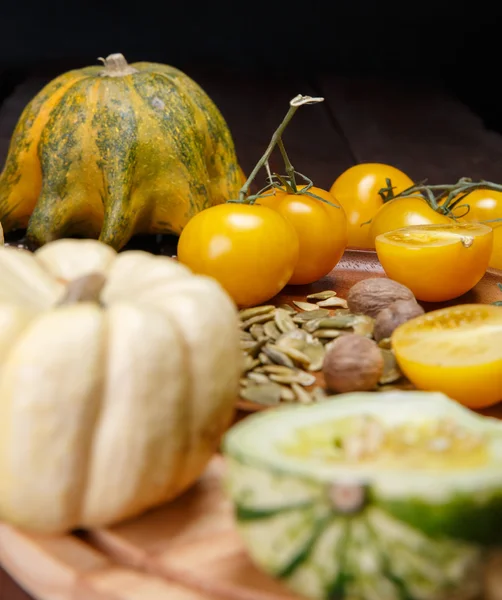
[274,308,297,333]
[317,297,348,308]
[303,318,324,333]
[240,340,258,351]
[280,385,296,402]
[237,290,388,406]
[302,340,326,371]
[241,312,275,329]
[262,344,295,367]
[315,315,359,330]
[258,352,272,365]
[247,371,270,384]
[239,305,275,321]
[352,315,375,337]
[278,304,296,313]
[294,370,318,386]
[242,355,260,373]
[262,365,297,376]
[250,323,266,340]
[240,383,282,405]
[313,329,345,340]
[276,329,308,349]
[379,349,403,385]
[252,339,269,357]
[307,290,337,301]
[264,320,281,340]
[276,345,311,367]
[378,337,392,350]
[293,308,331,322]
[311,386,328,402]
[293,300,321,311]
[292,383,314,404]
[269,371,317,386]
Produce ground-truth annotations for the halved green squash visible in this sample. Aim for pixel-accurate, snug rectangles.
[222,391,502,600]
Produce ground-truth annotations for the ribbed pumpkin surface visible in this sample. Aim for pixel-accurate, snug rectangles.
[0,54,243,250]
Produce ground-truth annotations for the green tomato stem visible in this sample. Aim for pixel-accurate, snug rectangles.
[236,94,324,204]
[379,177,502,218]
[277,138,297,193]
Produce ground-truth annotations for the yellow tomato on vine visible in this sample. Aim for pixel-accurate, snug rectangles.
[256,185,348,285]
[178,92,329,307]
[177,203,299,307]
[369,196,451,242]
[449,189,502,271]
[330,163,414,249]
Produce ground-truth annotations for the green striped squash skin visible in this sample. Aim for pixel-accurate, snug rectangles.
[0,55,243,250]
[225,457,490,600]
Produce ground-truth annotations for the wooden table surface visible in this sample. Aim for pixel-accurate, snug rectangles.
[1,64,502,599]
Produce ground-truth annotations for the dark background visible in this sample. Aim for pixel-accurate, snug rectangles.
[1,6,502,132]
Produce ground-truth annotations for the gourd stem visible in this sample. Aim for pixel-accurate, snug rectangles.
[98,53,139,77]
[59,273,107,305]
[237,94,324,203]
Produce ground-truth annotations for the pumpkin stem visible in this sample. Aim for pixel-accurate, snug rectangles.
[98,53,139,77]
[59,273,107,305]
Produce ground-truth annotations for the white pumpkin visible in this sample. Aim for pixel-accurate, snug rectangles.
[0,239,241,533]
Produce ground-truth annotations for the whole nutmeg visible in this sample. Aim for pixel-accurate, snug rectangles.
[347,278,415,318]
[322,334,384,393]
[373,299,425,342]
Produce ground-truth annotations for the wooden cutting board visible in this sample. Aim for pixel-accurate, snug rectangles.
[0,456,304,600]
[1,249,501,600]
[1,455,502,600]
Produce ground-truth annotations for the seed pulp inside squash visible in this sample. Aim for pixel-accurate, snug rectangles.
[280,415,488,470]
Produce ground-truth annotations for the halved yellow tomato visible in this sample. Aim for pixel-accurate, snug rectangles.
[369,197,451,243]
[392,304,502,408]
[449,189,502,271]
[256,185,348,285]
[375,223,493,302]
[330,163,414,249]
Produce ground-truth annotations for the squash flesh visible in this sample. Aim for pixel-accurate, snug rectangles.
[280,416,489,470]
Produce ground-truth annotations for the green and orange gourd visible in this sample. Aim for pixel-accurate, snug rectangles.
[0,53,243,250]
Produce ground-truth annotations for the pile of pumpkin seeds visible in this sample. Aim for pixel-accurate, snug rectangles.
[239,290,412,406]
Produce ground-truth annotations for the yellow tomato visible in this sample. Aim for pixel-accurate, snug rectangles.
[177,203,299,307]
[369,197,451,243]
[375,223,493,302]
[330,163,414,249]
[256,185,348,285]
[450,189,502,271]
[392,304,502,409]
